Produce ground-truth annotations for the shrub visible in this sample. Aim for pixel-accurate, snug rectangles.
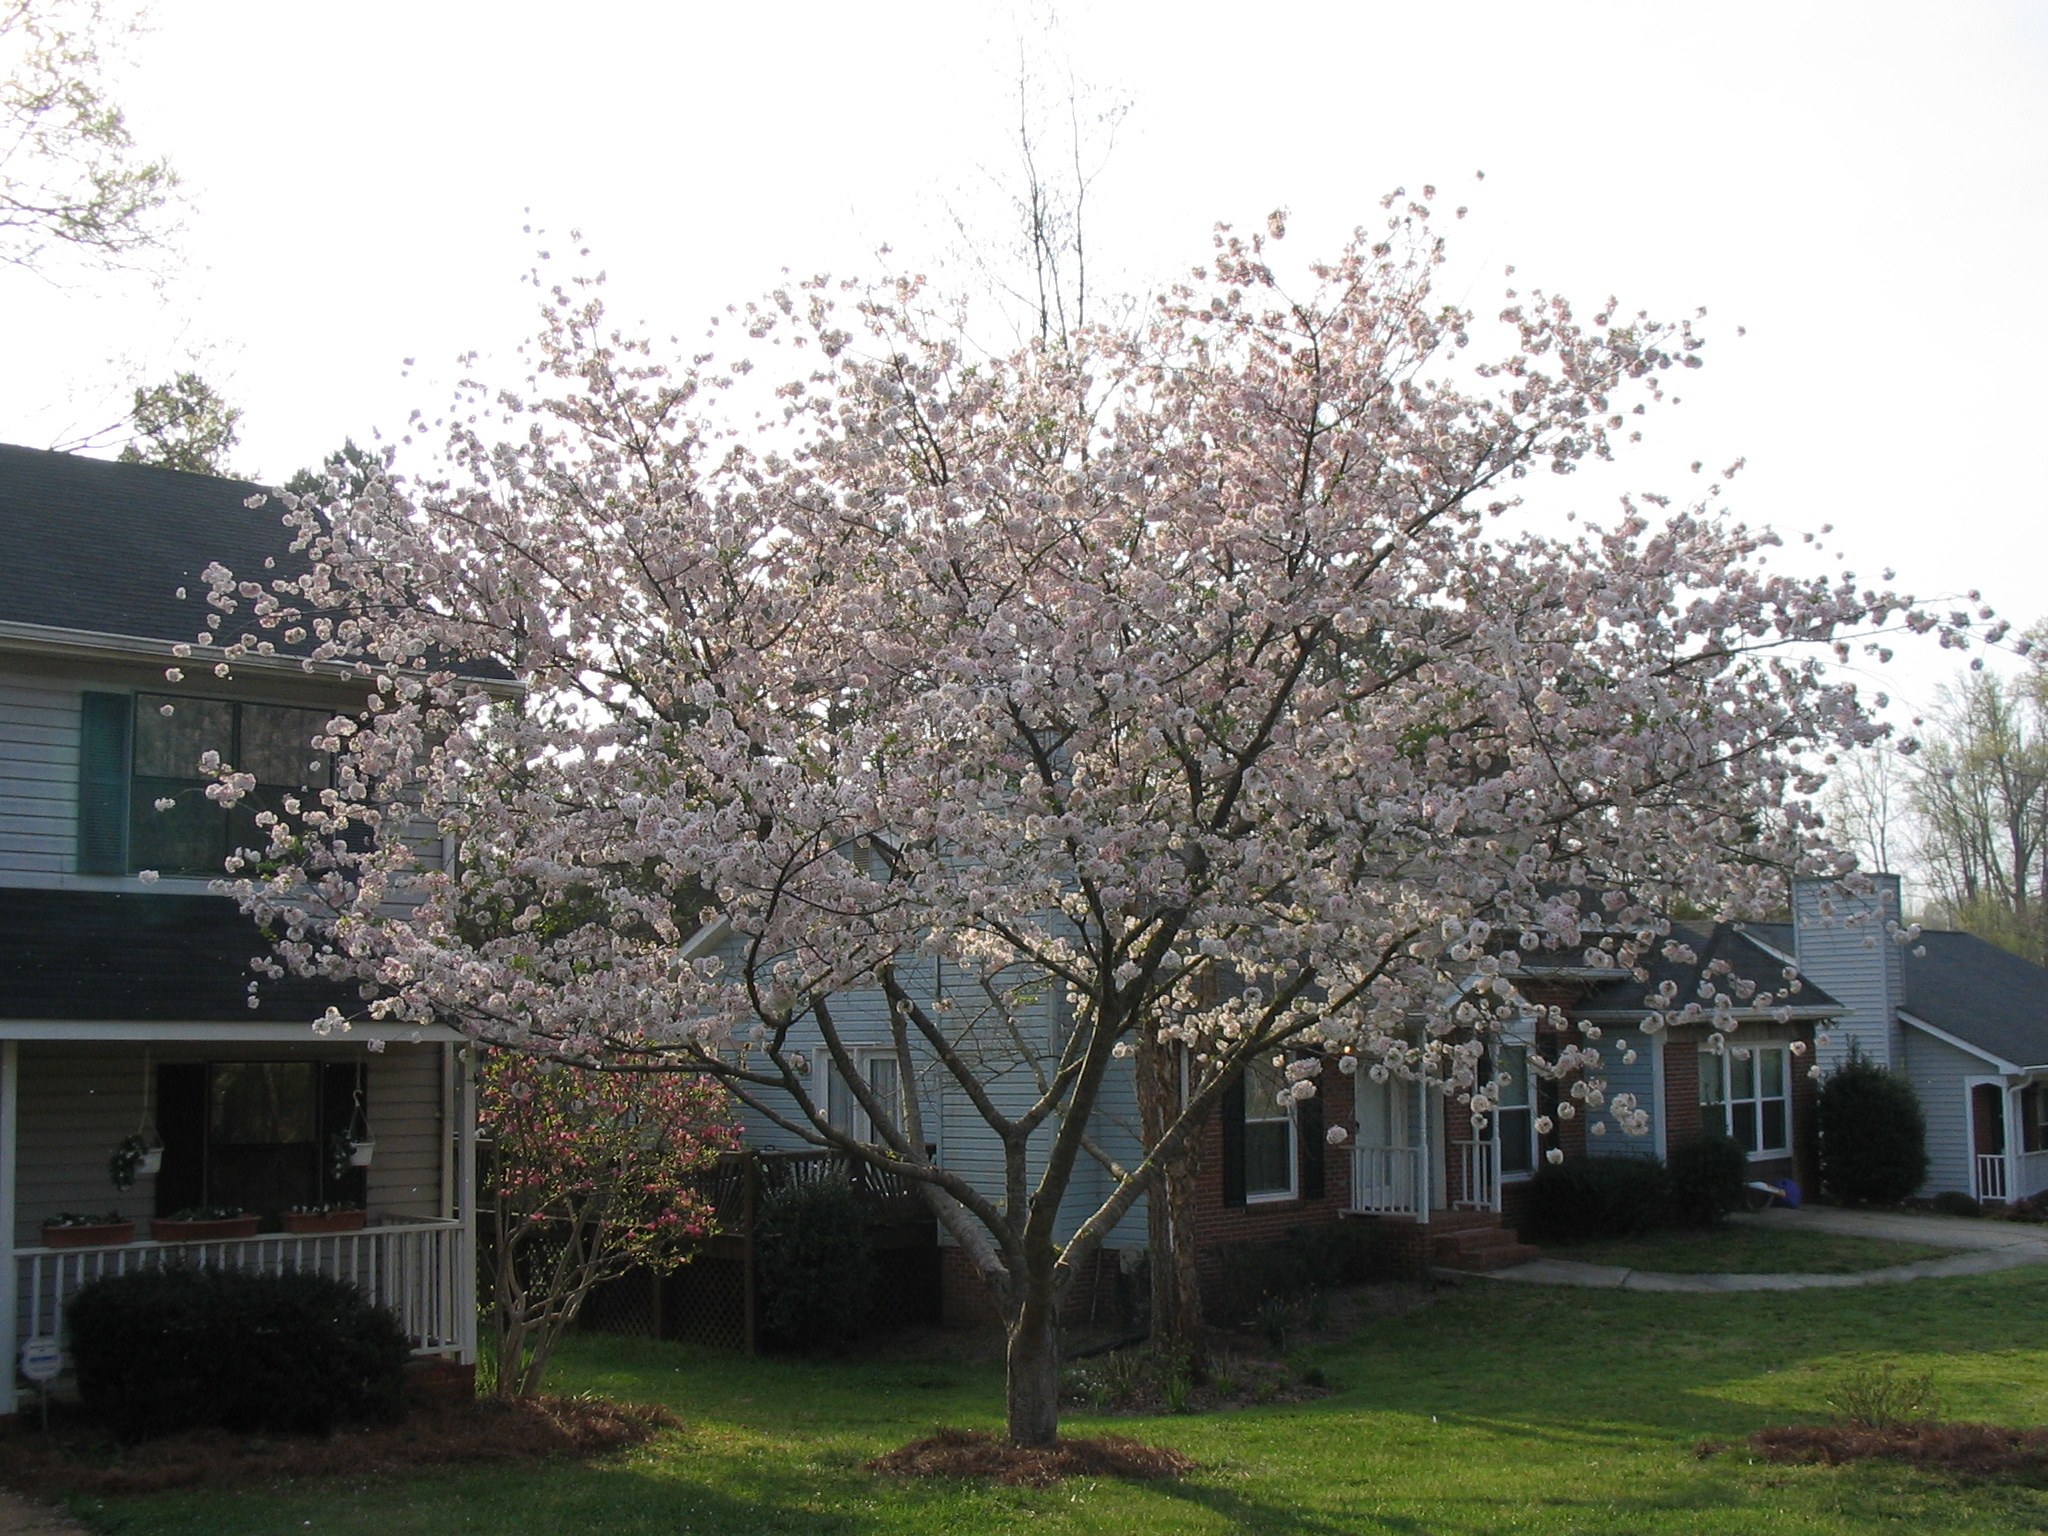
[1667,1131,1749,1227]
[69,1267,409,1441]
[755,1176,874,1350]
[1819,1055,1930,1205]
[1931,1190,1984,1219]
[1825,1361,1943,1430]
[1525,1154,1670,1242]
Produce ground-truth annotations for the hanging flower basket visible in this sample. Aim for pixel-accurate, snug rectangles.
[40,1214,135,1248]
[348,1138,376,1168]
[150,1208,260,1242]
[108,1133,163,1191]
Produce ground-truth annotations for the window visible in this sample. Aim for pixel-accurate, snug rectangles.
[1699,1045,1790,1156]
[829,1051,902,1147]
[1494,1044,1536,1177]
[129,694,333,876]
[1241,1058,1297,1202]
[154,1061,366,1218]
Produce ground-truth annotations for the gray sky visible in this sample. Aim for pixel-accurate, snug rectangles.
[5,0,2043,719]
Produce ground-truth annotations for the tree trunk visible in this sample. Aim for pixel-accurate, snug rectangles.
[1135,1032,1205,1359]
[1003,1281,1063,1448]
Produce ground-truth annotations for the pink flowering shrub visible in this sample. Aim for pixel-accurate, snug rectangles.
[480,1054,733,1398]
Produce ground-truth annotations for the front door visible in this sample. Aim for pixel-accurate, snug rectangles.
[1971,1082,2009,1201]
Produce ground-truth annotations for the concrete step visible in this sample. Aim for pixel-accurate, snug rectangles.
[1428,1224,1540,1271]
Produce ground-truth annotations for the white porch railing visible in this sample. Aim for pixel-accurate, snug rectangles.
[13,1218,466,1366]
[1349,1144,1428,1216]
[2016,1149,2048,1202]
[1975,1153,2010,1203]
[1452,1136,1501,1213]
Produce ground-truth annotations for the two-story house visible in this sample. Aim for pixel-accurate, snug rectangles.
[0,444,483,1415]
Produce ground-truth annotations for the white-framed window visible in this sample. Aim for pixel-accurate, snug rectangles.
[1494,1043,1536,1178]
[1242,1057,1297,1202]
[828,1049,901,1147]
[1700,1044,1790,1157]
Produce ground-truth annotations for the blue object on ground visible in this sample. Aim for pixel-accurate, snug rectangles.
[1772,1178,1802,1209]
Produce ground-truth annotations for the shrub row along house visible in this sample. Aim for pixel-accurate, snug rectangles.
[0,446,485,1417]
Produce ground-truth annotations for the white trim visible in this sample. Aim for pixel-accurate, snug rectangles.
[1651,1033,1669,1161]
[1964,1074,2011,1203]
[1899,1011,2022,1074]
[0,1021,461,1042]
[678,915,732,962]
[454,1046,479,1364]
[1,1041,17,1415]
[0,619,521,696]
[1741,930,1799,969]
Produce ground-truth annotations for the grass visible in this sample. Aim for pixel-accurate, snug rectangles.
[41,1266,2048,1535]
[1548,1225,1958,1274]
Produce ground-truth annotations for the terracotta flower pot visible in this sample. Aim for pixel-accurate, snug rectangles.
[41,1220,135,1248]
[150,1214,261,1242]
[281,1209,367,1234]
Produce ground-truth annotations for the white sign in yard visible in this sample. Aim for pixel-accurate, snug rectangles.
[18,1336,62,1384]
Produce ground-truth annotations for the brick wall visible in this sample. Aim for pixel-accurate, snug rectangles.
[938,1241,1127,1332]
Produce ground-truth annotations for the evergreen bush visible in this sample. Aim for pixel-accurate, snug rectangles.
[1819,1053,1929,1205]
[1666,1130,1749,1226]
[68,1267,409,1441]
[1525,1154,1670,1242]
[755,1177,874,1350]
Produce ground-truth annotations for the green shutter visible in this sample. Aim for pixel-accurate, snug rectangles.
[76,692,132,874]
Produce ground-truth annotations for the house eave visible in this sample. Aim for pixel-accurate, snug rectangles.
[0,619,522,698]
[0,1019,464,1043]
[1898,1009,2023,1074]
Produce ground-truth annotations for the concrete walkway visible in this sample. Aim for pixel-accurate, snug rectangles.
[1476,1205,2048,1293]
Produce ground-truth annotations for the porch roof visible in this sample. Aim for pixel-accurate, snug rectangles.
[0,888,358,1024]
[1898,929,2048,1072]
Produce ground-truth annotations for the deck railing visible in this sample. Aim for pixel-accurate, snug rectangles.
[13,1218,466,1364]
[1349,1144,1427,1216]
[2017,1149,2048,1202]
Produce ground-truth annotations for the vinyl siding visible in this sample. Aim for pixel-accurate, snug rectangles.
[1793,876,1904,1074]
[1585,1028,1661,1159]
[1898,1025,1984,1198]
[11,1038,447,1246]
[0,672,77,876]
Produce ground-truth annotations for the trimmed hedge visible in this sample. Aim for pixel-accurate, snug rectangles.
[1667,1130,1749,1226]
[69,1266,410,1441]
[1819,1055,1930,1205]
[755,1177,874,1351]
[1525,1154,1670,1242]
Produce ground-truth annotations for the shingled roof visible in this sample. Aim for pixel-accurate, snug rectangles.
[0,444,310,652]
[1522,920,1842,1022]
[1899,929,2048,1070]
[0,888,355,1022]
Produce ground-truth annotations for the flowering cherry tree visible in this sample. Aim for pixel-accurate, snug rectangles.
[481,1053,732,1399]
[189,190,1981,1446]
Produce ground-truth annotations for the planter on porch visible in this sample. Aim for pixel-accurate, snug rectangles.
[150,1210,261,1242]
[282,1206,367,1234]
[41,1216,136,1248]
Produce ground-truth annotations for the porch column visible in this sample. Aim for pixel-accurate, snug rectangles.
[454,1046,478,1364]
[2006,1082,2026,1207]
[2,1040,18,1415]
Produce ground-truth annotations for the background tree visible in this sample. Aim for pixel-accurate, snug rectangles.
[192,197,1973,1447]
[115,368,239,474]
[0,0,176,273]
[481,1052,732,1399]
[1907,641,2048,965]
[284,437,382,500]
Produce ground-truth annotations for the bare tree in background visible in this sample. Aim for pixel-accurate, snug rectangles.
[1824,743,1910,879]
[1908,638,2048,965]
[1,0,177,274]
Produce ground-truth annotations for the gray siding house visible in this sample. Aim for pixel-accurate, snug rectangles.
[0,445,482,1415]
[1748,875,2048,1206]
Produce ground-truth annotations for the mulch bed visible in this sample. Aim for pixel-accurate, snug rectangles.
[0,1394,675,1500]
[1748,1423,2048,1482]
[866,1428,1195,1488]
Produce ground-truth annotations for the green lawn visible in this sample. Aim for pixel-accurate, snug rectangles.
[1549,1226,1958,1274]
[55,1268,2048,1535]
